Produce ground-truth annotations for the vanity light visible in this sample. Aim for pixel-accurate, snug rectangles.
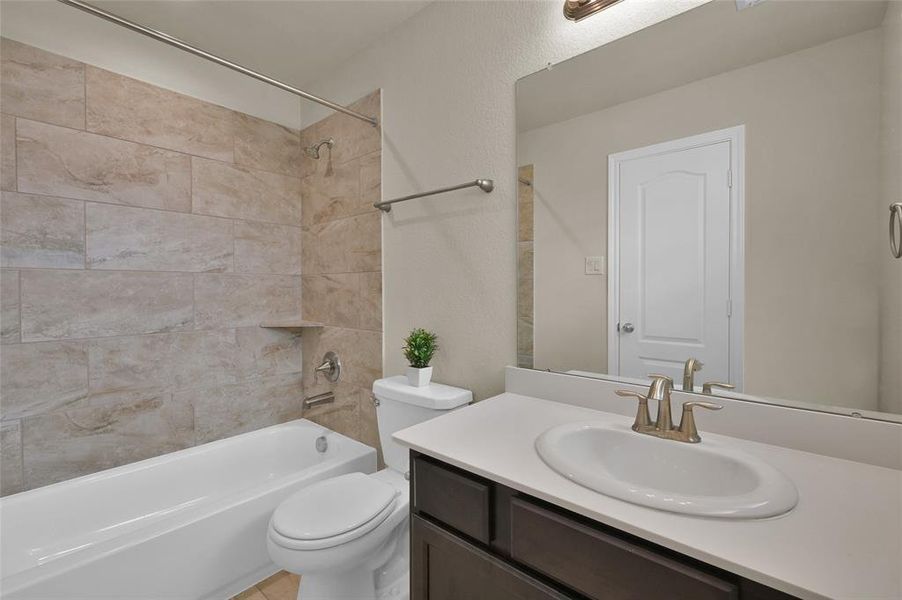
[563,0,624,22]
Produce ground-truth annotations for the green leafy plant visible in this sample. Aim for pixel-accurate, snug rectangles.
[403,328,438,369]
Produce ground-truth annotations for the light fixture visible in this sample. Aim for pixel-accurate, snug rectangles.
[563,0,624,22]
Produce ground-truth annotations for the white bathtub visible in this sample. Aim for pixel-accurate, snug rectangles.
[0,419,376,599]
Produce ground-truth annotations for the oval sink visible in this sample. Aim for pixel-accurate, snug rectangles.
[535,421,798,519]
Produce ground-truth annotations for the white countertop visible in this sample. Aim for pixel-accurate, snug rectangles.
[393,393,902,600]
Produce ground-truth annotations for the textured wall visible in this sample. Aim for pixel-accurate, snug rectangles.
[297,92,383,456]
[299,1,706,400]
[0,38,305,495]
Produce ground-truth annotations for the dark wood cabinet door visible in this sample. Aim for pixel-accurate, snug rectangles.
[411,515,572,600]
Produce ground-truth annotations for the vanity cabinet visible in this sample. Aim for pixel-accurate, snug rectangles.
[410,452,799,600]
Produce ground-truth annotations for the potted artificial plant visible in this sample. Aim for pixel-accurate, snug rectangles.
[403,328,438,387]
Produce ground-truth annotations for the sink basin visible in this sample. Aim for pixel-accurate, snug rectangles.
[535,421,798,519]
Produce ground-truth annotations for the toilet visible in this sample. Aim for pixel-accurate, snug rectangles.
[266,376,472,600]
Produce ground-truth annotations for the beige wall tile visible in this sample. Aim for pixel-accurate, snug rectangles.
[86,203,232,272]
[517,241,533,319]
[21,392,194,489]
[301,91,380,168]
[303,393,360,441]
[1,269,20,344]
[518,165,534,242]
[192,157,301,225]
[359,151,381,207]
[234,326,303,381]
[0,38,85,130]
[302,274,360,329]
[194,274,300,329]
[21,270,193,341]
[85,66,235,162]
[0,341,88,420]
[234,113,301,177]
[17,119,191,211]
[1,191,85,269]
[359,272,382,332]
[0,421,24,496]
[300,159,363,226]
[234,221,301,275]
[313,327,381,390]
[302,213,380,275]
[187,373,302,444]
[1,114,15,191]
[88,330,242,393]
[348,212,381,272]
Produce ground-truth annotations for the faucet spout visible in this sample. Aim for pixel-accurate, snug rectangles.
[682,358,703,392]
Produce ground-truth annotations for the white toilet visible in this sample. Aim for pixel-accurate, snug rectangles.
[267,376,472,600]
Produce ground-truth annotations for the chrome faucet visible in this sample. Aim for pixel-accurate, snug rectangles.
[682,358,703,392]
[616,375,723,443]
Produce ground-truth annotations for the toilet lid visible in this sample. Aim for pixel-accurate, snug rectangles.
[271,473,398,541]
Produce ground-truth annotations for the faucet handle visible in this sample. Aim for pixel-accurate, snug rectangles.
[678,401,723,443]
[702,381,735,394]
[615,390,652,431]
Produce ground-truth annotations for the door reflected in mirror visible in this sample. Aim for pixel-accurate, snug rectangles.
[516,0,902,421]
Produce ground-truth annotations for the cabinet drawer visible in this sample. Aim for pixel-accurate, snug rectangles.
[510,498,738,600]
[412,456,491,544]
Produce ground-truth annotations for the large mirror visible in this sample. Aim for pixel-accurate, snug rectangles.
[516,0,901,421]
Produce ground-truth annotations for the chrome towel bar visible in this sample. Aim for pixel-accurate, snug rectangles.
[375,179,494,212]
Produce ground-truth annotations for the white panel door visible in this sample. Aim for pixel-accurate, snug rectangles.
[615,138,733,385]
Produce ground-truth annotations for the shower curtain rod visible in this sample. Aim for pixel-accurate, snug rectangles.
[57,0,379,127]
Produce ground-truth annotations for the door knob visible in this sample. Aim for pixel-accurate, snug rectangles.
[621,322,635,333]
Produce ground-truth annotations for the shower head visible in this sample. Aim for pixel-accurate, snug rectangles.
[304,138,334,159]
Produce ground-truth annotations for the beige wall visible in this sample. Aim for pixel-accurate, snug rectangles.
[298,1,706,400]
[296,91,384,456]
[879,3,902,413]
[518,28,884,410]
[0,39,305,494]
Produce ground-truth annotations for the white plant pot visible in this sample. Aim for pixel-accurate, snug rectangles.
[406,366,433,387]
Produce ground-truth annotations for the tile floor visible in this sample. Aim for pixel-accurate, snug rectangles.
[233,571,300,600]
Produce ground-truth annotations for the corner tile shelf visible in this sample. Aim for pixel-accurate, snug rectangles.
[259,321,324,330]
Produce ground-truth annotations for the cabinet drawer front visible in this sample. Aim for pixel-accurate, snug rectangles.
[510,498,738,600]
[412,515,570,600]
[413,457,491,544]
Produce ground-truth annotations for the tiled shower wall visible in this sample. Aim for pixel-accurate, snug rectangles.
[297,91,383,456]
[0,38,307,495]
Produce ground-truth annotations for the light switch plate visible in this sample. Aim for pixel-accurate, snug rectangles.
[585,256,605,275]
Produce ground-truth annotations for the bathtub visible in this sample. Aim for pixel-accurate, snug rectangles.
[0,419,376,599]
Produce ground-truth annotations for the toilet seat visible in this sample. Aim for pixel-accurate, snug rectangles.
[270,473,399,551]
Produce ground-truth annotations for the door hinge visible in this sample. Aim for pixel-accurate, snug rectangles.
[727,169,733,189]
[726,299,733,317]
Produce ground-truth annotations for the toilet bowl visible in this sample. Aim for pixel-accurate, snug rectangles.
[267,376,472,600]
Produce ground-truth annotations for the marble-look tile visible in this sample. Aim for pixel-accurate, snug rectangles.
[88,330,242,393]
[300,160,361,226]
[0,341,88,420]
[359,151,381,207]
[0,39,85,130]
[235,326,303,381]
[517,241,534,319]
[359,272,382,332]
[518,165,534,243]
[0,420,24,496]
[517,317,534,367]
[1,269,20,344]
[303,391,361,441]
[302,213,381,275]
[301,91,380,170]
[86,203,232,272]
[1,191,85,269]
[85,66,234,162]
[307,326,381,390]
[187,373,302,444]
[17,119,191,212]
[194,274,300,329]
[1,114,15,191]
[234,221,301,275]
[21,270,193,341]
[234,113,301,177]
[302,274,360,329]
[192,157,301,225]
[21,391,194,489]
[255,571,301,600]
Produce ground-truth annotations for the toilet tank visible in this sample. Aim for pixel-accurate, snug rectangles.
[373,376,472,473]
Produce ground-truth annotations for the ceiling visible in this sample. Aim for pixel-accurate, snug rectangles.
[517,0,889,132]
[87,0,431,88]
